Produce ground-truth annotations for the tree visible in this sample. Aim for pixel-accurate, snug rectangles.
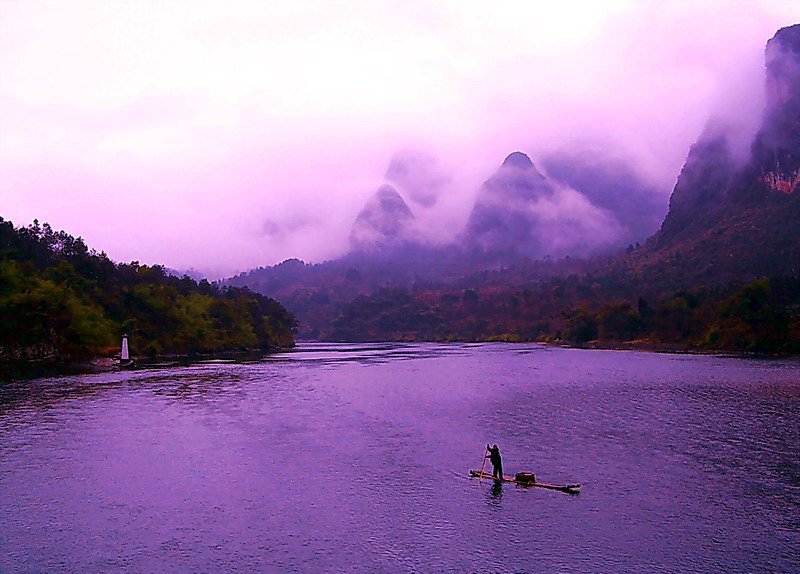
[709,279,791,351]
[563,306,598,343]
[597,302,642,341]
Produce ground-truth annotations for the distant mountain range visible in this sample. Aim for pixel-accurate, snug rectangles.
[346,147,665,264]
[228,24,800,351]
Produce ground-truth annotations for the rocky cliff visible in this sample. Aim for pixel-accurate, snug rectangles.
[626,23,800,290]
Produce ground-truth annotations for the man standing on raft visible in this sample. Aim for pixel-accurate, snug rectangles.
[486,444,503,480]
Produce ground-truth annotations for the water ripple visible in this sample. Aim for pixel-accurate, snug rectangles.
[1,343,798,572]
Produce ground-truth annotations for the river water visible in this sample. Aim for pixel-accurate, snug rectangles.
[0,343,798,573]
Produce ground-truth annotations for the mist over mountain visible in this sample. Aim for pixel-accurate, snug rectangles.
[656,123,737,241]
[348,184,416,252]
[384,150,449,208]
[459,150,661,263]
[345,146,664,266]
[541,149,669,246]
[228,23,800,347]
[6,2,795,276]
[460,152,554,259]
[752,23,800,186]
[624,23,800,290]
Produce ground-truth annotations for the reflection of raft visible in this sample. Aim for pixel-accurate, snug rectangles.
[469,470,581,493]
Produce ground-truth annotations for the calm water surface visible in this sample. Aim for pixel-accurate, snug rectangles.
[1,343,798,573]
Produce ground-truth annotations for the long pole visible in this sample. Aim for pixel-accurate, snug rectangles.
[478,445,488,481]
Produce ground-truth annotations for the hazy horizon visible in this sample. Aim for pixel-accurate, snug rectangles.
[2,1,797,279]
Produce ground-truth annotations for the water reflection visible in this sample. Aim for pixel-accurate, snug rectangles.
[490,481,503,501]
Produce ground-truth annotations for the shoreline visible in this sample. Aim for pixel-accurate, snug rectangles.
[551,339,712,354]
[295,337,796,357]
[0,346,295,381]
[552,339,796,358]
[3,339,793,381]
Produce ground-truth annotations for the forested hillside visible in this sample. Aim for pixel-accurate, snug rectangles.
[324,275,800,353]
[227,249,597,339]
[0,218,296,363]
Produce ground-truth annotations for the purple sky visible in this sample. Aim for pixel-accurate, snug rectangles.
[1,1,797,278]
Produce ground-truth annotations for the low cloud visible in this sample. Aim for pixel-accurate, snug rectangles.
[0,1,796,276]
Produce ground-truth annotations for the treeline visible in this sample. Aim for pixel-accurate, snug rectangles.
[0,218,296,362]
[325,275,800,353]
[227,249,599,340]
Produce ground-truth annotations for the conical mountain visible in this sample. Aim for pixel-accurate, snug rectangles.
[461,152,556,260]
[349,184,416,252]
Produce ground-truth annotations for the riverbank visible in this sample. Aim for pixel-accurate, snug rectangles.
[0,346,295,381]
[554,338,706,354]
[554,338,798,357]
[5,337,792,381]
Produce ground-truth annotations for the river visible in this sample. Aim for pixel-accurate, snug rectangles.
[1,343,798,572]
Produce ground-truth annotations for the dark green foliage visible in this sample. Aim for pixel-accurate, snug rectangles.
[651,289,710,343]
[320,273,800,353]
[0,218,296,362]
[226,246,597,340]
[596,302,642,341]
[707,279,794,352]
[328,288,446,341]
[563,306,599,344]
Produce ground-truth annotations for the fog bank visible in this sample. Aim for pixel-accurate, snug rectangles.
[0,1,796,277]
